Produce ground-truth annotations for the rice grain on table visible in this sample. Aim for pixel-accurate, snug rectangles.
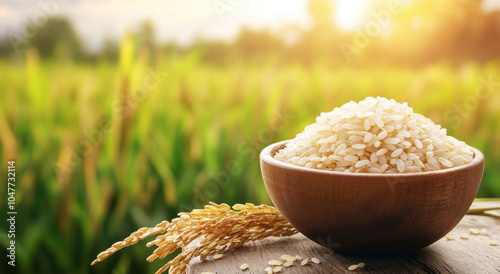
[274,97,473,173]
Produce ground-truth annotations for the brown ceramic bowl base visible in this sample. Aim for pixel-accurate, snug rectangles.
[260,140,484,254]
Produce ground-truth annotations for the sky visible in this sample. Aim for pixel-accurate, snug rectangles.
[1,0,499,52]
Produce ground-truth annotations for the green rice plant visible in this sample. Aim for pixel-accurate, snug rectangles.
[0,37,499,273]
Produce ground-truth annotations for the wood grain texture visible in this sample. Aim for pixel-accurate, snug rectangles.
[188,203,499,274]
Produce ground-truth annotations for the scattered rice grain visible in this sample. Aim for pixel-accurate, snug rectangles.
[280,255,292,260]
[348,264,358,271]
[268,260,282,266]
[469,228,480,235]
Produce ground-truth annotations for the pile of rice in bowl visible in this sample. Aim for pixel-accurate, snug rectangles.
[274,97,474,173]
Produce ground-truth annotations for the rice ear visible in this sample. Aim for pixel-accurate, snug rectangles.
[91,203,297,273]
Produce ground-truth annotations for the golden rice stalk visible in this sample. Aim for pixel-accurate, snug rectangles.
[91,202,297,274]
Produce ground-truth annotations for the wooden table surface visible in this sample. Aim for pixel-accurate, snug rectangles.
[188,202,500,274]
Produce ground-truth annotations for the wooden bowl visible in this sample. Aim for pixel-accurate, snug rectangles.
[260,140,484,254]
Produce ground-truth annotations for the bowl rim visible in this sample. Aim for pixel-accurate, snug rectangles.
[261,140,484,178]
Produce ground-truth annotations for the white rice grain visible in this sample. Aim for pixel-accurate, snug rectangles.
[274,97,474,173]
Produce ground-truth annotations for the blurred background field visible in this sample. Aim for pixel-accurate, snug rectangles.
[0,0,500,273]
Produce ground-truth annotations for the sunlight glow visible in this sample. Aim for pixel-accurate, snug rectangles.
[334,0,368,31]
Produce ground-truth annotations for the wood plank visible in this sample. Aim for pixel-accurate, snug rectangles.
[188,204,500,273]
